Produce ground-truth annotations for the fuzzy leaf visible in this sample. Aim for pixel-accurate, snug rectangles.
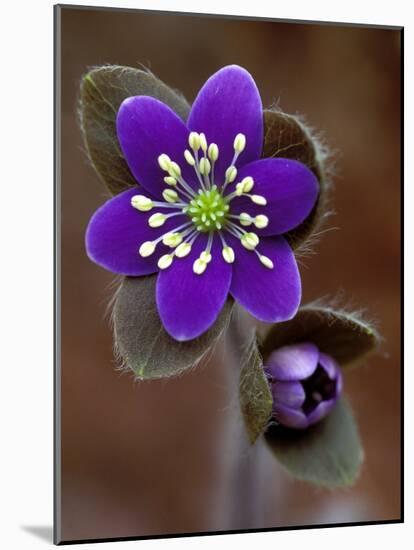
[259,305,380,367]
[265,398,363,487]
[262,109,328,251]
[112,276,233,379]
[239,338,273,444]
[79,65,190,195]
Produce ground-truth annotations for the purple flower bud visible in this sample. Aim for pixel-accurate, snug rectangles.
[264,342,343,430]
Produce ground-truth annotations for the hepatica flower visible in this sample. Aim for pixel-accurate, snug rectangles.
[265,343,343,429]
[86,66,319,341]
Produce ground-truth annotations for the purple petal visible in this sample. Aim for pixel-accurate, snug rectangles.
[228,235,301,323]
[187,65,263,185]
[318,352,344,397]
[306,399,337,426]
[117,96,196,198]
[318,351,340,380]
[156,235,232,341]
[272,381,306,408]
[85,188,186,276]
[336,367,344,396]
[266,342,319,381]
[229,158,319,236]
[274,404,309,429]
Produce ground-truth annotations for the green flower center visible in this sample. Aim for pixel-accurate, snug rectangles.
[185,186,229,233]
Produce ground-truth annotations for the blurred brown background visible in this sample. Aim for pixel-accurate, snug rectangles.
[58,6,401,542]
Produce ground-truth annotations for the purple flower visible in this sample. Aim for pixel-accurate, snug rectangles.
[85,65,319,341]
[265,342,343,429]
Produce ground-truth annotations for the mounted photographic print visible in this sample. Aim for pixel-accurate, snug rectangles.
[54,4,403,545]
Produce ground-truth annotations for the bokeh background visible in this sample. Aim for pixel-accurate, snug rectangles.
[58,6,401,542]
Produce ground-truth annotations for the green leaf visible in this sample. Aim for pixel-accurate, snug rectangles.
[259,305,380,367]
[265,398,363,487]
[79,65,190,195]
[239,337,273,444]
[262,109,329,251]
[112,275,233,379]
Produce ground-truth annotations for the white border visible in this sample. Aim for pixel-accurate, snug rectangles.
[1,1,408,548]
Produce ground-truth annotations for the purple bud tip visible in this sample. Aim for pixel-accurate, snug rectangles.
[264,343,343,430]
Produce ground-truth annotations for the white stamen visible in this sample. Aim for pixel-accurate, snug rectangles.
[235,183,243,196]
[158,154,171,171]
[152,134,270,273]
[162,189,179,203]
[131,195,153,212]
[175,242,192,257]
[148,213,167,228]
[184,149,196,166]
[200,251,212,263]
[235,176,254,196]
[225,166,237,183]
[239,212,252,226]
[199,133,208,153]
[251,194,267,206]
[164,176,177,186]
[189,132,201,151]
[241,176,254,193]
[193,258,207,275]
[158,254,174,270]
[254,214,269,228]
[259,255,274,269]
[222,245,235,263]
[162,232,183,247]
[233,133,246,154]
[199,157,211,176]
[208,143,219,162]
[168,161,182,179]
[241,232,259,250]
[138,241,156,257]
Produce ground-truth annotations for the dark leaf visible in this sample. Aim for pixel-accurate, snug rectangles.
[262,109,329,251]
[265,398,363,487]
[239,337,273,444]
[79,65,190,195]
[112,275,233,379]
[259,305,380,367]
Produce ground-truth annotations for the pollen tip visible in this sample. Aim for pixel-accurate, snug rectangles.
[200,251,212,263]
[193,257,207,275]
[225,165,237,183]
[131,195,154,212]
[158,254,174,270]
[233,133,246,154]
[184,149,195,166]
[189,131,201,151]
[254,214,269,229]
[259,255,274,269]
[222,246,235,264]
[158,153,171,171]
[199,133,208,153]
[162,189,179,203]
[239,212,252,226]
[241,232,259,250]
[168,161,182,179]
[208,143,219,162]
[251,194,267,206]
[241,176,254,193]
[148,213,166,228]
[164,176,177,186]
[163,232,183,248]
[139,241,156,257]
[175,242,192,258]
